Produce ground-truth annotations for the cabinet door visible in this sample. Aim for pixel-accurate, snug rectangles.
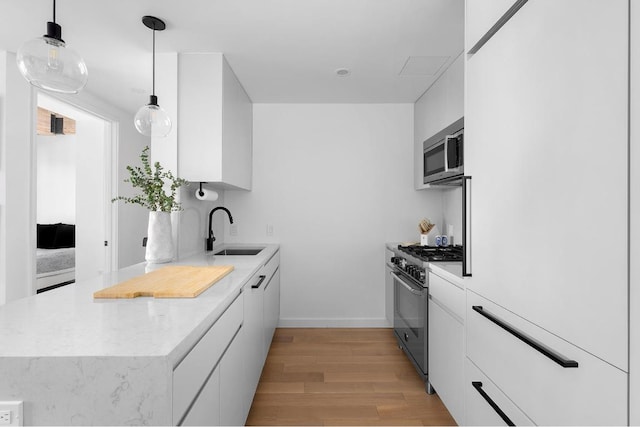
[263,268,281,356]
[219,328,248,426]
[181,368,220,426]
[465,0,628,369]
[428,297,464,424]
[244,281,265,401]
[465,0,520,51]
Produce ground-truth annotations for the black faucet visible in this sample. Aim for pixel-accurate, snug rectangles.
[207,207,234,251]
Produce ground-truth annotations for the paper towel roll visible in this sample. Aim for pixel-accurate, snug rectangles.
[195,188,219,202]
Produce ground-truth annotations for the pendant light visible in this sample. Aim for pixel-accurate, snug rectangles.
[134,16,171,138]
[16,0,88,94]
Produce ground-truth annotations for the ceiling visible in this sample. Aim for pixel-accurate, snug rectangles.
[0,0,464,114]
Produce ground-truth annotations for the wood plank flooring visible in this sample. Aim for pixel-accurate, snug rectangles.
[246,328,456,426]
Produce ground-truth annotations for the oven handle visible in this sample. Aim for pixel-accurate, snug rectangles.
[391,272,425,296]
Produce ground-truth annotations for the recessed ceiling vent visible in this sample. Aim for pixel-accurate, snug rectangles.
[399,56,449,76]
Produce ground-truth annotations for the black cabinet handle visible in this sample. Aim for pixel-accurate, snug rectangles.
[252,275,266,289]
[471,381,515,426]
[472,306,578,368]
[462,176,472,277]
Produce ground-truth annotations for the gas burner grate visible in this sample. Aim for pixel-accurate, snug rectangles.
[397,244,463,262]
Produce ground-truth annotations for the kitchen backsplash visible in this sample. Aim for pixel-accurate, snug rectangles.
[442,187,462,246]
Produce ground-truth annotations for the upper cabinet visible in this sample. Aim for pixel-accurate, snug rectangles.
[178,53,253,190]
[414,54,464,190]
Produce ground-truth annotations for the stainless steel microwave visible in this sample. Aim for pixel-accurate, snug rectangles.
[423,127,464,185]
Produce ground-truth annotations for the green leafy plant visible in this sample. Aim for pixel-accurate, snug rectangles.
[112,146,187,212]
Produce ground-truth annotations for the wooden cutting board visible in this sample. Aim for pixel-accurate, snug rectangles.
[93,265,234,299]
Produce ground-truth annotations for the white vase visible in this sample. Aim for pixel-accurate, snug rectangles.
[146,211,174,263]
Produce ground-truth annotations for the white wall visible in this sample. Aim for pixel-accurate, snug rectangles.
[36,134,76,224]
[224,104,443,327]
[0,51,33,304]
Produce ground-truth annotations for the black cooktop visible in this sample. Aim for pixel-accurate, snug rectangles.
[397,244,463,262]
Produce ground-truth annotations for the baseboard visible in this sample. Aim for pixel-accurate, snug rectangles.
[278,318,392,328]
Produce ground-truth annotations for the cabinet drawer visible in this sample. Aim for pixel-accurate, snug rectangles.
[428,271,464,321]
[173,293,243,425]
[465,357,534,426]
[466,291,627,425]
[263,250,279,283]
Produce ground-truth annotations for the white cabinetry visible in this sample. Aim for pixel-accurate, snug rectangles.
[464,1,629,424]
[220,327,249,426]
[178,53,252,190]
[465,358,534,426]
[242,273,266,408]
[173,250,281,426]
[181,367,221,426]
[465,0,628,368]
[465,0,519,50]
[414,54,464,189]
[427,269,464,425]
[263,267,280,356]
[173,292,243,425]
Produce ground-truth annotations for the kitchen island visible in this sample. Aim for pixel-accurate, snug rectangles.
[0,244,280,426]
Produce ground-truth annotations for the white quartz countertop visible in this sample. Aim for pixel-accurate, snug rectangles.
[429,262,464,285]
[0,244,279,365]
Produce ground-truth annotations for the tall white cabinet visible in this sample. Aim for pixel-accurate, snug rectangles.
[465,0,629,424]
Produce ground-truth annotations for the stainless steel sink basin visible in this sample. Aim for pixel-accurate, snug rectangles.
[214,248,263,256]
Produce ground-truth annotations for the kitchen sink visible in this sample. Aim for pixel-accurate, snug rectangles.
[214,248,264,256]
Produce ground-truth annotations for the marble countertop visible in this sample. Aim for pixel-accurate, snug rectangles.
[0,243,279,365]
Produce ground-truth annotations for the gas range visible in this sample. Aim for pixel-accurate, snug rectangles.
[388,244,463,288]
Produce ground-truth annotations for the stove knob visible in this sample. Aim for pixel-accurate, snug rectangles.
[418,271,426,282]
[413,270,421,279]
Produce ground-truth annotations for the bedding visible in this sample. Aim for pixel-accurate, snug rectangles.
[36,247,75,274]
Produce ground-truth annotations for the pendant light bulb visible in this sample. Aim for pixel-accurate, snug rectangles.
[16,1,88,94]
[135,16,171,138]
[134,96,172,137]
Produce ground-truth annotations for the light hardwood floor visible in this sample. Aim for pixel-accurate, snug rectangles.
[246,328,456,426]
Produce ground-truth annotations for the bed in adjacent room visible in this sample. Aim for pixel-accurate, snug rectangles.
[36,223,75,292]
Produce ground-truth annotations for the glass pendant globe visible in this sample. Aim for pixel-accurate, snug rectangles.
[16,36,88,94]
[134,103,172,137]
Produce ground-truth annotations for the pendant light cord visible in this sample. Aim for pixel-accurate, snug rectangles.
[152,27,156,97]
[52,0,56,23]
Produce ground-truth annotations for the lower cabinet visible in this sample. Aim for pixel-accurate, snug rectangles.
[181,365,221,426]
[427,269,464,424]
[465,290,628,425]
[465,358,534,426]
[220,327,249,426]
[263,267,280,356]
[174,249,281,426]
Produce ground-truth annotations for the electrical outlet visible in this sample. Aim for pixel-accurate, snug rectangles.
[230,224,238,236]
[0,402,22,426]
[0,411,10,425]
[266,225,274,236]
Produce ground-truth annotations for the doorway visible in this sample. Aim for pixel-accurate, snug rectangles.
[35,93,113,292]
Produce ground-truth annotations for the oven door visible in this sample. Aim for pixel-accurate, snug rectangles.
[392,271,427,375]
